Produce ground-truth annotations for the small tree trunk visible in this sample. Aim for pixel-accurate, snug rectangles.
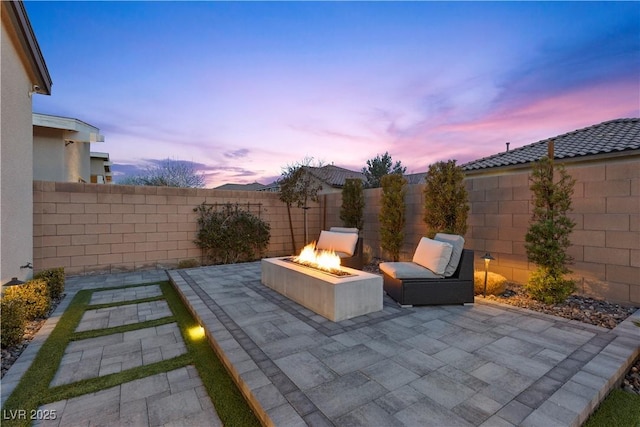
[287,203,296,254]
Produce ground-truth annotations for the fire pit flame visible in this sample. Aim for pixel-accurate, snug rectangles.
[293,242,342,274]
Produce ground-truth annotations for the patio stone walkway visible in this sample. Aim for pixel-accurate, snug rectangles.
[1,272,222,427]
[168,261,639,427]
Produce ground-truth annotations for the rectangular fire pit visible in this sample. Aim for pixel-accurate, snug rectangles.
[261,257,383,322]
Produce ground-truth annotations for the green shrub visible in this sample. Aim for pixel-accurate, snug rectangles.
[177,258,200,269]
[474,271,507,296]
[34,267,65,299]
[524,156,576,303]
[340,178,365,230]
[0,299,26,348]
[3,279,51,320]
[526,267,575,304]
[423,160,469,237]
[379,174,407,261]
[194,203,271,265]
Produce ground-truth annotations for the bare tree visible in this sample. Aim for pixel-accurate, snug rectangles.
[278,157,323,249]
[118,158,206,188]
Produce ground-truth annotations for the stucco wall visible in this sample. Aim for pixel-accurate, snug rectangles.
[33,127,67,182]
[1,20,35,284]
[323,155,640,306]
[33,182,321,275]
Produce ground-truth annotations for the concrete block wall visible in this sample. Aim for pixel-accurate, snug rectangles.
[323,156,639,305]
[33,181,320,275]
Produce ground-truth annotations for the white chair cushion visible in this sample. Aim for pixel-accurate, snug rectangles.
[380,262,443,279]
[329,227,359,234]
[412,237,453,276]
[316,230,358,256]
[434,233,465,277]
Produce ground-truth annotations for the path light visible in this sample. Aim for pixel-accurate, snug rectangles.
[482,253,495,297]
[188,324,205,341]
[4,277,25,287]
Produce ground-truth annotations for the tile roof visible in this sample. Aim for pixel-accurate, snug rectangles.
[305,165,366,188]
[215,182,268,191]
[461,118,640,171]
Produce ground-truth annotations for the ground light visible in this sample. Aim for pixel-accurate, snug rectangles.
[482,252,495,297]
[188,325,206,341]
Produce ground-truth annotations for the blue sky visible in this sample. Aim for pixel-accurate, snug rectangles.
[27,1,640,188]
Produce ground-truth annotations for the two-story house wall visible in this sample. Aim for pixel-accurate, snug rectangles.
[1,1,52,285]
[33,113,105,183]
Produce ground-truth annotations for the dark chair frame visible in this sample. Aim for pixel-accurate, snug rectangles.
[382,249,475,306]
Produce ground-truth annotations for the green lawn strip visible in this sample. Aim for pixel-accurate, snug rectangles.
[584,389,640,427]
[43,353,192,403]
[72,316,175,341]
[85,294,165,311]
[160,281,261,427]
[1,290,91,427]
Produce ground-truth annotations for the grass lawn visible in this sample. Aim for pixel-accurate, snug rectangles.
[1,281,259,427]
[584,388,640,427]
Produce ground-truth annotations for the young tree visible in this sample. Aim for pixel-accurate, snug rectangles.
[278,157,323,249]
[362,152,406,188]
[423,160,469,237]
[524,156,576,304]
[379,173,407,261]
[340,178,365,230]
[118,158,206,188]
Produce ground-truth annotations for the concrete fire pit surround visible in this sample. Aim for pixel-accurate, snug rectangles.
[261,257,383,322]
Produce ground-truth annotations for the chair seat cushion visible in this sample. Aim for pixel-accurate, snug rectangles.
[434,233,465,277]
[412,237,453,276]
[380,262,444,279]
[317,230,358,256]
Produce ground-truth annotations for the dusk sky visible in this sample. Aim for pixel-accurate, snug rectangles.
[26,1,640,188]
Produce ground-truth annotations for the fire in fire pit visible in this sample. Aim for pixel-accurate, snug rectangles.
[286,242,353,277]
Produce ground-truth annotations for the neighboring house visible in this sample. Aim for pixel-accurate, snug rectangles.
[33,113,105,183]
[304,164,366,194]
[217,165,366,194]
[461,118,640,304]
[215,182,269,191]
[462,118,640,171]
[1,0,52,285]
[90,151,113,184]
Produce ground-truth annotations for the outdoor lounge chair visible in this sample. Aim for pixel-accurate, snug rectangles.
[316,227,364,270]
[379,233,474,306]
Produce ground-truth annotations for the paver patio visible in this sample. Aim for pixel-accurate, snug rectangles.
[169,262,639,427]
[2,264,638,426]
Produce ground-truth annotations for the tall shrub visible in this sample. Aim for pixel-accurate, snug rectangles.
[379,174,407,261]
[524,156,576,303]
[423,160,469,237]
[194,203,271,265]
[340,178,365,230]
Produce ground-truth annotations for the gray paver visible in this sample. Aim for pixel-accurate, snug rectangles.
[50,323,186,387]
[170,263,640,427]
[5,265,638,427]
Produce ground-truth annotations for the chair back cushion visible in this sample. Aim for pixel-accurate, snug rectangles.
[412,237,453,275]
[317,230,358,256]
[434,233,465,277]
[329,227,359,234]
